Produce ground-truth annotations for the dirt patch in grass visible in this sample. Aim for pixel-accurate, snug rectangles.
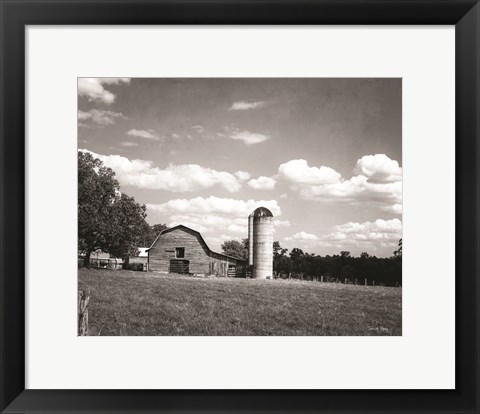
[78,269,402,336]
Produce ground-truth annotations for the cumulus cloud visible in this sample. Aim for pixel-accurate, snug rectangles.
[97,78,131,85]
[279,155,402,215]
[229,130,270,145]
[229,101,266,110]
[355,154,402,183]
[120,142,138,147]
[322,218,402,244]
[126,129,160,140]
[248,176,276,190]
[147,196,281,218]
[234,171,251,181]
[285,231,319,241]
[147,196,282,250]
[278,159,341,185]
[77,110,91,120]
[191,125,205,133]
[383,204,403,215]
[300,175,402,205]
[78,78,130,104]
[79,149,250,193]
[77,109,126,126]
[274,220,291,227]
[283,218,402,256]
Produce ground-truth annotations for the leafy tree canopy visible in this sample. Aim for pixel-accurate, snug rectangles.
[273,241,288,258]
[78,151,119,261]
[289,247,305,262]
[221,240,248,259]
[139,223,169,247]
[78,151,151,266]
[393,238,402,259]
[106,193,147,261]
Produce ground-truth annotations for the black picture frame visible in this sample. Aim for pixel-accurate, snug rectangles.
[1,1,479,413]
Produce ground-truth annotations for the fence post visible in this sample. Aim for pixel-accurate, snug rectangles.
[344,278,347,284]
[365,278,367,286]
[78,290,90,336]
[373,280,375,286]
[355,278,357,285]
[321,275,323,283]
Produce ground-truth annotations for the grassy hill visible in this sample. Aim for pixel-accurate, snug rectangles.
[78,269,402,336]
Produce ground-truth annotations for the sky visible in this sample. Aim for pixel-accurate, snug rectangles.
[78,78,402,257]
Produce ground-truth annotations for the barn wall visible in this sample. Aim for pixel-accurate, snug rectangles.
[209,252,246,277]
[148,228,211,274]
[148,227,247,276]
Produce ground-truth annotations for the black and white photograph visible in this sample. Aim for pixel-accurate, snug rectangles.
[77,78,402,336]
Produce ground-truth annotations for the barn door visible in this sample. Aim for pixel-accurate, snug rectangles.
[227,265,236,277]
[169,259,189,274]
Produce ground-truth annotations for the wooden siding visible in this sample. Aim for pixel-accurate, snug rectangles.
[209,251,246,277]
[148,226,246,276]
[148,227,210,274]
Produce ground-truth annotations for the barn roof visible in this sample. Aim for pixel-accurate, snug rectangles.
[147,224,246,262]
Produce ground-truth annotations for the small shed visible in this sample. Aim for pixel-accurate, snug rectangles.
[128,247,149,270]
[147,225,246,277]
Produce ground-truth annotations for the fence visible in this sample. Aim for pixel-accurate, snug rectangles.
[78,257,124,270]
[273,272,401,287]
[78,257,148,271]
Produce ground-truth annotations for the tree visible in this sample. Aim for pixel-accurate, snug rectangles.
[393,238,402,259]
[221,240,247,259]
[140,223,168,247]
[273,241,289,275]
[78,151,119,266]
[242,238,250,261]
[106,193,147,264]
[340,264,355,280]
[78,151,151,267]
[152,224,168,237]
[289,248,305,272]
[290,247,305,262]
[273,241,288,258]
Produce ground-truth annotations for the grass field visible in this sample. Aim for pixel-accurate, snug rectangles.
[78,269,402,336]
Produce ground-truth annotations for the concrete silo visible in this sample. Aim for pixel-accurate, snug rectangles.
[251,206,274,279]
[248,213,254,266]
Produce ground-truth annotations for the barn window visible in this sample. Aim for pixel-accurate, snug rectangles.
[175,247,185,258]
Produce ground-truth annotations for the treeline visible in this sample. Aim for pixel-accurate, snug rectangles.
[222,240,402,286]
[273,242,402,286]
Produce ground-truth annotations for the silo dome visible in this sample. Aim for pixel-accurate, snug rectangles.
[252,206,273,218]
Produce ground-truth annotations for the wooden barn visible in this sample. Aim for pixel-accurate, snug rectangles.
[147,225,246,277]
